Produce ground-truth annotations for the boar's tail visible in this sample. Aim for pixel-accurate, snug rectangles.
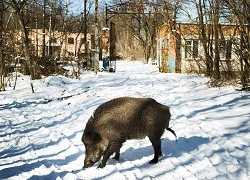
[166,127,177,141]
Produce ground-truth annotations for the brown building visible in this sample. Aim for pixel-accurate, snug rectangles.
[16,28,110,59]
[157,22,241,73]
[27,29,92,57]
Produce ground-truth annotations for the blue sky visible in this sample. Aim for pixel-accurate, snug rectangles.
[68,0,197,22]
[69,0,110,15]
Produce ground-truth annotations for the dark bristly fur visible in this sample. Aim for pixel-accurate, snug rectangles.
[81,97,177,169]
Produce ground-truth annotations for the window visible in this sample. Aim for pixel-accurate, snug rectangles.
[28,38,32,44]
[219,40,232,59]
[68,38,74,44]
[91,35,95,49]
[193,40,198,58]
[161,37,167,49]
[51,38,57,43]
[185,40,198,59]
[80,38,84,44]
[219,41,226,59]
[226,41,232,59]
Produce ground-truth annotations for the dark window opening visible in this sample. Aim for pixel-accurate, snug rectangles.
[68,38,74,44]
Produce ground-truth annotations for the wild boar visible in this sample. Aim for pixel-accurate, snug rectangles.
[81,97,176,169]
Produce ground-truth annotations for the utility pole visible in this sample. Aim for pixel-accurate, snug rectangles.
[110,21,116,72]
[94,0,99,73]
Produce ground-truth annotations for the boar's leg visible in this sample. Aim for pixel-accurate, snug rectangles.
[149,137,162,164]
[98,141,122,168]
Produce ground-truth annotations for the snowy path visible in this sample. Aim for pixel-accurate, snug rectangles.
[0,61,249,179]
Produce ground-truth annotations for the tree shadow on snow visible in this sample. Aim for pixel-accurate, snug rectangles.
[0,96,108,179]
[186,94,250,119]
[0,110,80,159]
[98,136,210,179]
[0,128,83,179]
[0,93,85,111]
[0,139,83,179]
[0,153,81,179]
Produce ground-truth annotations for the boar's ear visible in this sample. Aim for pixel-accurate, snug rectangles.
[85,131,101,144]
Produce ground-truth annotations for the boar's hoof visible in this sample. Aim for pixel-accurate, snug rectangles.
[112,156,120,161]
[159,152,163,157]
[149,159,158,164]
[112,154,120,161]
[97,163,105,168]
[82,165,88,170]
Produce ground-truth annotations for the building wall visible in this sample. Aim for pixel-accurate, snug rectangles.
[28,29,92,57]
[157,24,169,72]
[157,22,242,73]
[27,29,110,59]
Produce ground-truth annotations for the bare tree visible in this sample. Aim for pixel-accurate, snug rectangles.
[94,0,99,73]
[179,0,249,87]
[223,0,250,88]
[76,0,91,58]
[42,0,46,57]
[196,0,213,76]
[5,0,41,82]
[0,1,5,91]
[108,0,167,62]
[212,0,220,79]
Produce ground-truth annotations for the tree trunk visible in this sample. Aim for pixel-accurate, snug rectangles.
[42,0,46,57]
[197,0,212,76]
[213,0,220,79]
[0,2,5,91]
[35,1,39,57]
[77,0,88,58]
[94,0,99,73]
[10,0,41,81]
[83,0,89,59]
[18,16,33,77]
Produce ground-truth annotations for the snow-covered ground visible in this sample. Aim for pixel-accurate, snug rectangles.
[0,61,249,180]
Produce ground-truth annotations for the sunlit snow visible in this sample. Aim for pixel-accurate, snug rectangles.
[0,61,249,179]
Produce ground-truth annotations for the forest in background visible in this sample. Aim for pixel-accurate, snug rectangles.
[0,0,249,92]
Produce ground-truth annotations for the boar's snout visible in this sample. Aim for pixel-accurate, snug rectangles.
[82,131,104,168]
[83,159,96,168]
[83,148,102,168]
